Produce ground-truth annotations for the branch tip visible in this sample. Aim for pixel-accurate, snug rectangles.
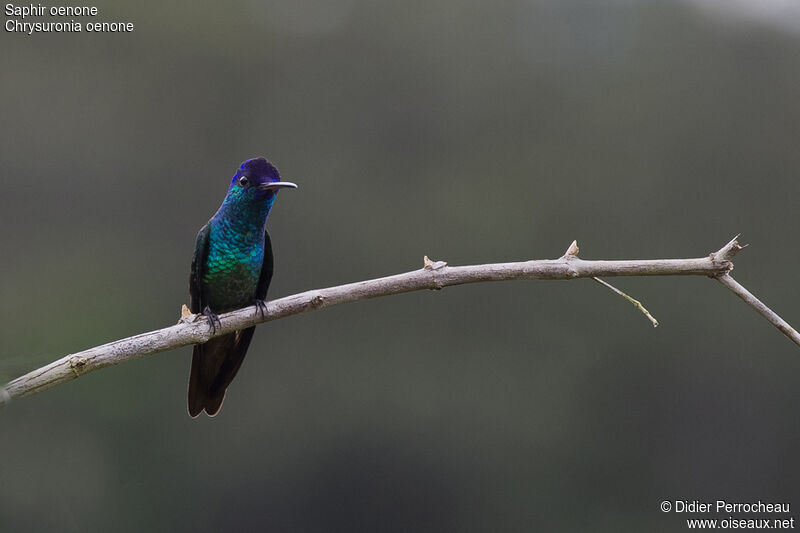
[714,235,746,263]
[716,274,800,348]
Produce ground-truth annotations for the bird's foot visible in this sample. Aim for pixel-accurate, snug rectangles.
[255,299,268,319]
[203,306,222,334]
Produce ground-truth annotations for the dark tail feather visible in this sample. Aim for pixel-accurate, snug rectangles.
[204,327,256,415]
[188,334,235,417]
[187,327,256,417]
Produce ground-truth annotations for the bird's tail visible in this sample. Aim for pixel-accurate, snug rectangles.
[187,327,256,417]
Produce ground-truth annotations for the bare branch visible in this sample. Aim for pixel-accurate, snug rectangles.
[1,236,794,408]
[715,274,800,348]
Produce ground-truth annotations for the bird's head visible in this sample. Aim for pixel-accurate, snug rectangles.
[224,157,297,210]
[230,157,297,197]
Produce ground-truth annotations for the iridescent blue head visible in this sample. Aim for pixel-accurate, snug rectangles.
[220,157,297,214]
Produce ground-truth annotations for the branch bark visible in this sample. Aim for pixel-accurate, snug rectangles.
[1,236,795,407]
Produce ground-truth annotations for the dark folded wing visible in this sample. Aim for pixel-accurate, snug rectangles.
[189,223,211,314]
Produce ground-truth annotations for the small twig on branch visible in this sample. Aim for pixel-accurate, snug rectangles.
[592,277,659,328]
[1,235,796,408]
[561,240,658,327]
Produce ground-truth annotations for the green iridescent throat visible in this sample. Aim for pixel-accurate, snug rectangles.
[201,187,275,311]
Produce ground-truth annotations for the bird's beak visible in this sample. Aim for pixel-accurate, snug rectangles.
[260,181,298,190]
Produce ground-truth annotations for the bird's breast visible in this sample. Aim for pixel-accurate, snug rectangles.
[202,222,264,311]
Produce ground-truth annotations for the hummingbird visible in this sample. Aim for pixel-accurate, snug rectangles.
[187,157,297,417]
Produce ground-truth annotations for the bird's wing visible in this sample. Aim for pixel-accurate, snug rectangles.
[189,223,210,314]
[256,229,275,301]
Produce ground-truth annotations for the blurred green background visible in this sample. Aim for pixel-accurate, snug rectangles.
[2,0,800,531]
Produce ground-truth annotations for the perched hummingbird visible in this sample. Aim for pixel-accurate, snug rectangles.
[187,157,297,417]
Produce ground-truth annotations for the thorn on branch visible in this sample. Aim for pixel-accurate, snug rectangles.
[423,255,447,290]
[179,304,195,324]
[562,240,580,259]
[423,256,448,270]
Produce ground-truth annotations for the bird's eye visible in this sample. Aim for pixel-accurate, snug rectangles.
[239,176,249,186]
